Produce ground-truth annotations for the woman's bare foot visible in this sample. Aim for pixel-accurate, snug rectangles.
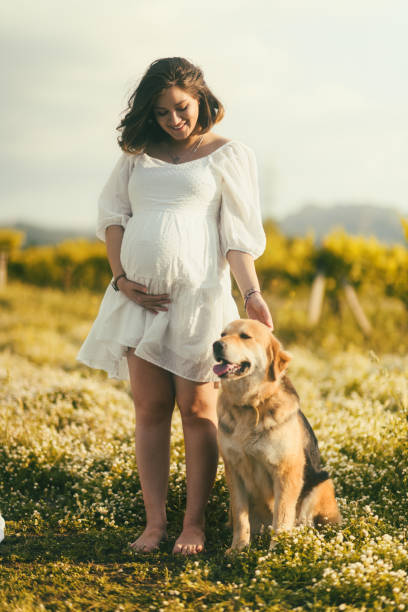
[172,525,205,555]
[129,525,167,552]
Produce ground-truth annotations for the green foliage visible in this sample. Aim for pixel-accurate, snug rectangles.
[402,218,408,242]
[9,239,111,291]
[0,228,25,254]
[257,220,316,287]
[321,229,408,305]
[258,222,408,306]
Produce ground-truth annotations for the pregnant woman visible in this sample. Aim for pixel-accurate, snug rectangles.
[77,56,273,555]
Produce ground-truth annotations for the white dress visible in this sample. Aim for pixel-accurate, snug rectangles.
[77,139,266,382]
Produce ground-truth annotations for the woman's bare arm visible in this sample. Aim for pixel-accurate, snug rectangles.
[226,249,273,328]
[226,250,260,296]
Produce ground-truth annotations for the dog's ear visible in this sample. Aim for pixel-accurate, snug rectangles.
[267,334,291,381]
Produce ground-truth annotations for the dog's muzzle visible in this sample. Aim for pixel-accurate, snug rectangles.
[212,340,250,378]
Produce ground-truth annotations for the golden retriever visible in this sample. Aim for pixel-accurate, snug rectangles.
[212,319,341,552]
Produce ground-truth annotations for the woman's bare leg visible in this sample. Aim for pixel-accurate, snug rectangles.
[172,378,219,554]
[127,351,175,551]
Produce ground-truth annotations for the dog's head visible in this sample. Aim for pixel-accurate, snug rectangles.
[212,319,291,385]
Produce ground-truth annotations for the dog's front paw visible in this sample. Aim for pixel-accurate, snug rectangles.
[268,537,278,551]
[226,541,250,554]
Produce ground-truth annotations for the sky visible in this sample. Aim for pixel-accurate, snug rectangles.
[1,0,407,231]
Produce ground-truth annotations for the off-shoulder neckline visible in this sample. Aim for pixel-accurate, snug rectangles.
[142,139,238,166]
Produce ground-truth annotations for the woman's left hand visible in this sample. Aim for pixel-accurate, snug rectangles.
[245,292,274,329]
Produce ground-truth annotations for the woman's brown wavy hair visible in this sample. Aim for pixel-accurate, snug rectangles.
[117,57,225,154]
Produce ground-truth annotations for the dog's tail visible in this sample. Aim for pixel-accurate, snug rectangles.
[298,478,342,526]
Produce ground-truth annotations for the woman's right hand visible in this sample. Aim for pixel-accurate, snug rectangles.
[116,277,171,314]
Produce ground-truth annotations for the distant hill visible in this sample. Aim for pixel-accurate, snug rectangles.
[278,204,406,245]
[6,223,95,247]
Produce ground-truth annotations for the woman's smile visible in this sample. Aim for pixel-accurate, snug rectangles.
[153,85,199,140]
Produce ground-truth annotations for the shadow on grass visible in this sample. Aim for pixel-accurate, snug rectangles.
[0,523,234,566]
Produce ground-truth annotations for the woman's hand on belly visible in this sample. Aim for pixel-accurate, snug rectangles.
[116,277,171,315]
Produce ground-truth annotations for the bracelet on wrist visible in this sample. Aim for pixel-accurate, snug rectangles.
[244,288,261,309]
[111,272,127,292]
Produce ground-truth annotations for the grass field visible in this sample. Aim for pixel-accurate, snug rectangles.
[0,282,407,611]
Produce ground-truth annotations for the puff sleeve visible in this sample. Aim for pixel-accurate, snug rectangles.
[218,142,266,259]
[96,152,133,242]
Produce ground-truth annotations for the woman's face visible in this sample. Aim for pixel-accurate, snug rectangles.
[153,85,200,141]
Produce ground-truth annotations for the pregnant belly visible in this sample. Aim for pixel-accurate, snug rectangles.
[120,213,220,287]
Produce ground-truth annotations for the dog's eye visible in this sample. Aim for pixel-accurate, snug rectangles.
[220,332,226,337]
[239,333,252,340]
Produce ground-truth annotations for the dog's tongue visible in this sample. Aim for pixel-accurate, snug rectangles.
[213,362,235,377]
